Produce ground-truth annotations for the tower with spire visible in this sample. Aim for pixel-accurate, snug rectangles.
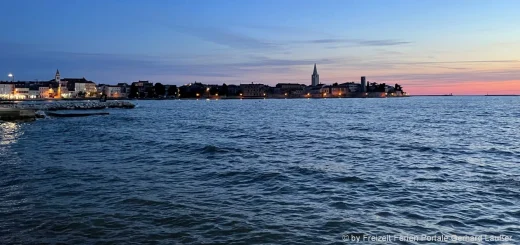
[311,64,319,86]
[54,69,62,98]
[55,69,60,82]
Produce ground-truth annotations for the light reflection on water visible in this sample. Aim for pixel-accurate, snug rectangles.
[0,122,23,145]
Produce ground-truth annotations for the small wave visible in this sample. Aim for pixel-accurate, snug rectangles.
[375,211,394,217]
[436,219,467,227]
[329,201,349,210]
[414,177,448,183]
[483,147,514,156]
[332,176,366,183]
[217,171,244,178]
[119,197,171,207]
[398,145,436,153]
[505,210,520,218]
[202,145,221,153]
[401,212,432,220]
[201,145,242,154]
[469,218,509,227]
[399,166,442,171]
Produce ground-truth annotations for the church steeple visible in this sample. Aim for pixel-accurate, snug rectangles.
[55,69,61,82]
[311,64,319,86]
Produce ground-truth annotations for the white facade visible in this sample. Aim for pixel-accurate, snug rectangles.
[14,88,29,99]
[104,86,122,98]
[29,90,40,99]
[0,84,14,98]
[74,83,97,97]
[39,87,50,98]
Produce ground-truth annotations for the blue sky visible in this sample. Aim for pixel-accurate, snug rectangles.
[1,0,519,93]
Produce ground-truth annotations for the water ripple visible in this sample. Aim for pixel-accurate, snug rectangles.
[1,97,520,244]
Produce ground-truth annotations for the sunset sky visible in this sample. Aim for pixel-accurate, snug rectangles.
[1,0,519,94]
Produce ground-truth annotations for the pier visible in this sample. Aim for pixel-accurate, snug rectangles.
[0,108,37,121]
[0,101,135,121]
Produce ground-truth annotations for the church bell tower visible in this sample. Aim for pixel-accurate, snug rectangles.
[55,69,61,98]
[311,64,319,86]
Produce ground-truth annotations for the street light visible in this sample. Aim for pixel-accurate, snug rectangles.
[8,73,14,82]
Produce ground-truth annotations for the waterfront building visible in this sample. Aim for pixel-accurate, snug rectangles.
[275,83,306,97]
[13,88,29,99]
[29,90,40,99]
[39,87,50,98]
[311,64,320,86]
[104,85,122,98]
[306,84,324,98]
[276,83,306,91]
[330,84,349,96]
[290,89,307,97]
[341,82,361,93]
[320,85,331,97]
[132,80,153,97]
[27,81,52,99]
[227,84,241,96]
[59,77,97,97]
[0,83,14,99]
[117,83,130,97]
[240,83,267,97]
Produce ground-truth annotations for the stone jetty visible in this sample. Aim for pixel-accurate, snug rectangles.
[0,101,135,121]
[1,101,135,111]
[0,108,37,121]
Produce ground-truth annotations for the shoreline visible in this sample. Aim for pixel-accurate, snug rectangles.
[1,96,410,102]
[3,94,520,102]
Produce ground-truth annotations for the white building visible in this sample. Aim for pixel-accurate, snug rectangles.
[14,88,29,99]
[29,90,40,99]
[0,83,14,99]
[104,86,122,98]
[39,87,51,98]
[74,82,97,97]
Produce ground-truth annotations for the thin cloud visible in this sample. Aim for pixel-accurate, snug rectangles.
[164,24,278,50]
[305,38,411,46]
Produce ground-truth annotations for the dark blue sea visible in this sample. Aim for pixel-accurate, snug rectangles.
[1,97,520,244]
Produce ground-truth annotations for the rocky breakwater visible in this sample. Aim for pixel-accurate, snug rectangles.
[0,108,37,121]
[0,101,135,121]
[2,101,135,111]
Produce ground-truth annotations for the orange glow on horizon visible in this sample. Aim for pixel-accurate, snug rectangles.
[407,80,520,95]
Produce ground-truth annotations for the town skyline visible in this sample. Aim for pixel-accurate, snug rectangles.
[1,0,519,95]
